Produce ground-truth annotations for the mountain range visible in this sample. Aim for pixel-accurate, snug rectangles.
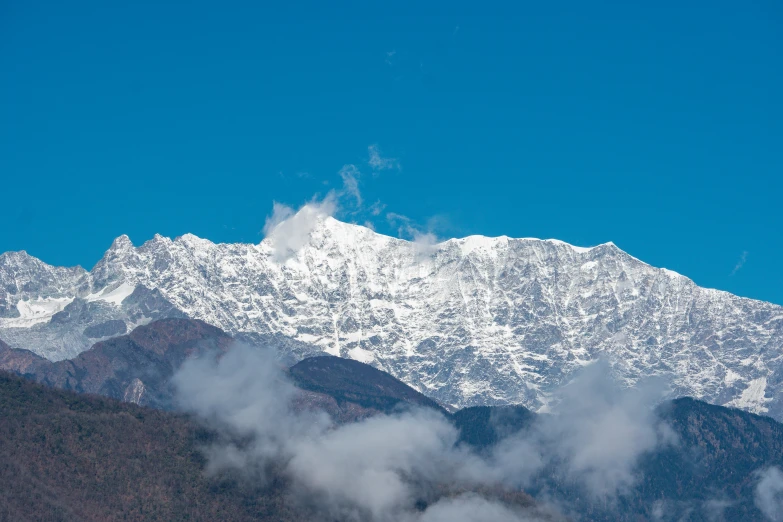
[1,215,782,419]
[3,319,783,521]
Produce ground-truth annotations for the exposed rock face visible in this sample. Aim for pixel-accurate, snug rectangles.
[0,259,186,361]
[1,217,782,418]
[83,319,128,339]
[122,377,146,405]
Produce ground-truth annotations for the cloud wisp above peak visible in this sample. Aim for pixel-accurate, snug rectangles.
[730,250,749,276]
[339,164,362,206]
[260,143,415,261]
[386,212,445,258]
[368,144,400,172]
[369,200,386,216]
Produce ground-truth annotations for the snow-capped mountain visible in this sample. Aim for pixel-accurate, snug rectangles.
[2,216,782,418]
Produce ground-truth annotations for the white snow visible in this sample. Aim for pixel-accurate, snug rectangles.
[3,217,783,420]
[348,347,376,364]
[296,333,321,344]
[544,239,592,253]
[725,377,772,413]
[580,261,598,271]
[724,368,742,386]
[0,296,74,328]
[661,268,684,279]
[453,235,507,256]
[85,282,136,306]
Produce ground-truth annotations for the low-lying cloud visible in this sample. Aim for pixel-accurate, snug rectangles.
[415,494,540,522]
[756,467,783,521]
[539,360,676,498]
[172,343,676,521]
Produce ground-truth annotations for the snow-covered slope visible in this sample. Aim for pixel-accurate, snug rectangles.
[2,216,782,419]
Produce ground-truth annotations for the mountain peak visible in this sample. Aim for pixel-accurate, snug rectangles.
[109,234,134,252]
[175,233,214,251]
[0,250,86,278]
[0,250,35,265]
[316,217,615,256]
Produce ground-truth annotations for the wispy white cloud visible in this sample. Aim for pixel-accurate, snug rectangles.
[730,251,749,276]
[386,212,442,258]
[262,144,447,261]
[368,144,400,172]
[339,164,362,206]
[369,200,387,216]
[385,212,410,225]
[386,212,414,239]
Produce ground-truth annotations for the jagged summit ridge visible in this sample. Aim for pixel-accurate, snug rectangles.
[1,216,782,419]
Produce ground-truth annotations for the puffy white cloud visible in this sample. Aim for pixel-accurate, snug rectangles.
[538,360,675,498]
[288,408,462,520]
[262,196,337,262]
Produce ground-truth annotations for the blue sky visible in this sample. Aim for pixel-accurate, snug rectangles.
[1,0,782,304]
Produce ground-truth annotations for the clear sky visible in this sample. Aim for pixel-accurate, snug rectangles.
[1,1,782,304]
